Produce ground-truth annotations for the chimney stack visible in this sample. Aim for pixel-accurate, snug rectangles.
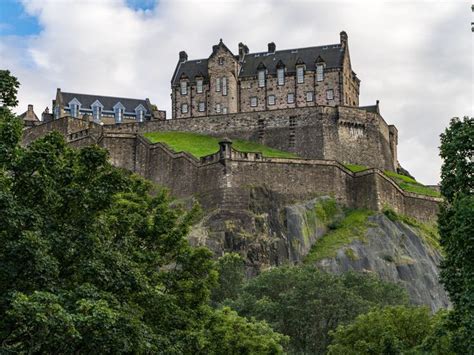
[340,31,348,48]
[27,104,33,113]
[268,42,276,53]
[239,42,250,61]
[179,51,188,62]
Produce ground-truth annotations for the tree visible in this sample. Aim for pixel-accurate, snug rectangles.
[327,306,453,355]
[211,252,246,305]
[438,116,474,353]
[0,70,20,108]
[0,73,285,353]
[227,266,409,354]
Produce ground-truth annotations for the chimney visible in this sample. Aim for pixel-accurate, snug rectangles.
[44,107,49,114]
[179,51,188,62]
[268,42,276,53]
[27,104,33,113]
[340,31,348,48]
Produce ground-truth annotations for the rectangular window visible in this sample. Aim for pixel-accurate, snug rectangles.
[181,103,188,113]
[250,97,258,107]
[216,103,221,113]
[258,70,265,87]
[180,81,187,95]
[306,91,314,102]
[216,78,221,92]
[316,64,324,82]
[223,107,228,114]
[92,106,101,120]
[222,77,227,96]
[326,89,334,100]
[277,68,285,85]
[287,93,294,104]
[198,102,205,112]
[268,95,275,106]
[196,79,203,93]
[70,104,78,118]
[114,108,123,123]
[296,66,304,84]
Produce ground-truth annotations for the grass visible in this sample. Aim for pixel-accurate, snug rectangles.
[344,164,369,173]
[143,131,298,159]
[305,209,374,263]
[302,198,340,243]
[384,170,441,198]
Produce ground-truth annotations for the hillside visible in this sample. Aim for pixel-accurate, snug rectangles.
[188,192,449,312]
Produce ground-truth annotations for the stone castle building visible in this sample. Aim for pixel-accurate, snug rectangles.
[171,31,360,119]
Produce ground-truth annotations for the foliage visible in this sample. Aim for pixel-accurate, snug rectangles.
[327,306,453,355]
[438,116,474,353]
[344,163,369,172]
[228,266,408,354]
[384,170,441,197]
[0,75,285,352]
[0,70,20,108]
[211,253,246,306]
[305,209,373,262]
[143,131,298,159]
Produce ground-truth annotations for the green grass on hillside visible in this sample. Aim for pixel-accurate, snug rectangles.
[305,209,374,263]
[344,164,369,173]
[384,171,441,198]
[143,131,298,159]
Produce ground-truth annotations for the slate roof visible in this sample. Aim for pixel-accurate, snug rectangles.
[61,92,150,113]
[18,109,39,122]
[171,43,344,85]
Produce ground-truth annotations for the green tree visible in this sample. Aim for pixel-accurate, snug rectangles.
[228,266,409,354]
[0,74,285,353]
[438,116,474,353]
[211,252,246,305]
[327,306,453,355]
[0,70,20,108]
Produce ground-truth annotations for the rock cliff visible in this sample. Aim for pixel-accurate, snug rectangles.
[188,188,449,312]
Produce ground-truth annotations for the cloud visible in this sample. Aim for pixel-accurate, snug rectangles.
[0,0,471,184]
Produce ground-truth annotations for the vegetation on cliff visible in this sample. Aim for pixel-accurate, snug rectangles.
[143,131,298,158]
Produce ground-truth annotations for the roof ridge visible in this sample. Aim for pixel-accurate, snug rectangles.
[62,91,146,101]
[248,43,341,56]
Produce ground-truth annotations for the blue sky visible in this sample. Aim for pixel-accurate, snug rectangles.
[0,0,471,184]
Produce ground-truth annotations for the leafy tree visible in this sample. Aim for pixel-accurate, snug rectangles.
[438,116,474,353]
[228,266,409,354]
[211,252,246,305]
[0,70,20,108]
[327,306,453,355]
[0,74,285,353]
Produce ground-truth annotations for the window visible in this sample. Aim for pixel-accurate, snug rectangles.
[287,93,294,104]
[216,78,221,92]
[277,68,285,85]
[223,107,228,114]
[296,66,304,84]
[181,103,188,113]
[218,57,224,65]
[222,77,227,96]
[306,91,314,102]
[316,64,324,82]
[198,102,205,112]
[196,79,203,93]
[70,103,79,118]
[92,105,102,121]
[180,81,187,95]
[268,95,276,105]
[114,107,123,123]
[54,105,60,119]
[216,103,221,113]
[258,70,265,87]
[136,109,144,122]
[250,97,258,107]
[326,89,334,100]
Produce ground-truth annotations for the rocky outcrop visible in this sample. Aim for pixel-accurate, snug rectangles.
[188,189,449,311]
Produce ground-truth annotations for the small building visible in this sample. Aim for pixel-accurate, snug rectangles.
[52,88,165,124]
[18,104,40,127]
[171,31,360,119]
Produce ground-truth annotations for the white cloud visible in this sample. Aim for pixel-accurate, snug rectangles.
[0,0,472,184]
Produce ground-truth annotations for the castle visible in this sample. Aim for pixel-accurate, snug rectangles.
[21,32,440,228]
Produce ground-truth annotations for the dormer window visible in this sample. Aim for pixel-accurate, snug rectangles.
[296,66,304,84]
[113,102,125,123]
[68,98,81,118]
[222,77,227,96]
[316,64,324,82]
[277,68,285,85]
[135,104,146,122]
[180,81,187,95]
[196,79,203,93]
[91,100,103,122]
[258,70,265,88]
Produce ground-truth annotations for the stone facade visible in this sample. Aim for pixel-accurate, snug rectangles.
[171,31,360,119]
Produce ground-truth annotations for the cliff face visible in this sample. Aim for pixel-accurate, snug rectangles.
[188,188,449,312]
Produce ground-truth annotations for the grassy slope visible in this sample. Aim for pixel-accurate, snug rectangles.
[143,131,298,159]
[343,164,440,198]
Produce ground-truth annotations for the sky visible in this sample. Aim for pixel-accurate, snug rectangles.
[0,0,472,184]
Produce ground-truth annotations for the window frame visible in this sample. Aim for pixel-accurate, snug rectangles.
[268,95,276,106]
[196,79,203,93]
[180,81,187,95]
[326,89,334,100]
[222,77,227,96]
[181,103,189,113]
[216,78,221,92]
[296,66,304,84]
[250,97,258,107]
[316,64,324,82]
[216,103,221,113]
[198,101,205,112]
[277,68,285,85]
[287,93,295,104]
[258,70,265,88]
[306,91,314,102]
